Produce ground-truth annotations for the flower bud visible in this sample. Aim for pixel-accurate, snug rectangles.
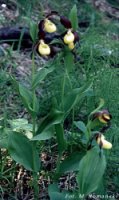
[44,19,57,33]
[68,42,75,50]
[97,134,112,149]
[38,40,51,56]
[63,30,75,44]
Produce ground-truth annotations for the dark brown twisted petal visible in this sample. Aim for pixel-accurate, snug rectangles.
[38,20,44,31]
[95,133,101,140]
[73,31,80,43]
[90,111,102,121]
[102,109,111,116]
[44,32,61,43]
[60,16,72,29]
[46,11,59,18]
[38,30,45,40]
[36,42,40,56]
[36,45,40,56]
[50,45,61,57]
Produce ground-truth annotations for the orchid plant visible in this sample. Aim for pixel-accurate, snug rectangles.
[0,5,112,200]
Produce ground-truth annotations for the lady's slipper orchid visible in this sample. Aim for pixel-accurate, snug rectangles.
[44,19,57,33]
[37,12,79,57]
[60,16,79,47]
[37,40,51,56]
[98,111,111,124]
[97,134,112,149]
[92,110,111,124]
[63,29,75,44]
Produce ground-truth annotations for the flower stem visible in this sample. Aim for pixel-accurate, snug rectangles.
[86,120,92,140]
[61,73,66,110]
[31,53,39,199]
[32,170,39,199]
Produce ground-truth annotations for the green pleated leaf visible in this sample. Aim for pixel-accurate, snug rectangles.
[10,73,39,117]
[36,109,64,134]
[73,121,87,134]
[55,124,67,155]
[62,82,92,116]
[32,66,55,90]
[59,151,85,174]
[29,21,38,42]
[48,184,67,200]
[31,128,54,141]
[8,132,40,172]
[19,84,39,116]
[69,5,78,31]
[34,92,40,114]
[0,128,9,149]
[77,147,106,196]
[64,51,74,73]
[19,84,32,109]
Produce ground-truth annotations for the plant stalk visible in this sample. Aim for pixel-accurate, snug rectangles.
[31,53,39,199]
